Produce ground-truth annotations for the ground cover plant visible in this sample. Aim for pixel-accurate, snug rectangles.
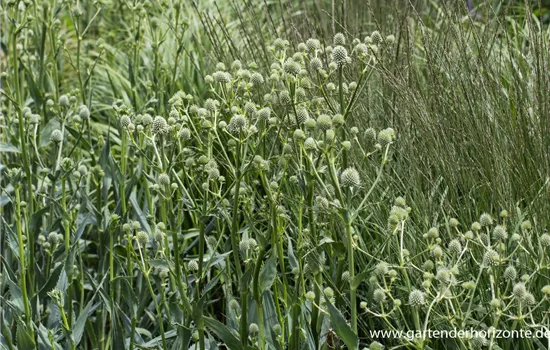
[1,0,550,349]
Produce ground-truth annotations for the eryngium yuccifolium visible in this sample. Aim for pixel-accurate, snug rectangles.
[227,114,247,135]
[207,167,220,180]
[341,271,350,283]
[120,115,131,127]
[293,129,306,140]
[493,225,508,241]
[471,222,482,231]
[449,239,462,255]
[249,323,259,334]
[251,72,264,85]
[304,137,317,151]
[239,239,249,253]
[214,71,231,83]
[283,59,301,76]
[483,249,499,266]
[524,293,536,305]
[377,128,395,146]
[229,299,240,311]
[340,167,361,187]
[136,231,149,246]
[310,57,323,70]
[188,260,199,272]
[371,31,383,45]
[305,291,315,301]
[79,105,90,119]
[521,220,532,231]
[449,218,459,227]
[373,288,386,303]
[364,127,377,142]
[141,114,153,125]
[540,233,550,247]
[59,94,70,107]
[152,116,170,134]
[296,108,309,124]
[386,34,395,44]
[323,287,335,299]
[158,173,170,186]
[479,213,493,226]
[306,38,320,51]
[504,266,517,280]
[51,129,63,143]
[317,114,332,131]
[332,113,345,126]
[375,261,389,275]
[512,282,527,299]
[244,101,256,116]
[333,32,346,45]
[180,127,191,140]
[331,46,349,66]
[316,196,330,211]
[542,285,550,296]
[409,290,425,306]
[257,107,271,121]
[279,90,291,105]
[500,209,509,218]
[423,260,434,271]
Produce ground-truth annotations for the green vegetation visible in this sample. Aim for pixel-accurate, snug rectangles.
[1,1,549,349]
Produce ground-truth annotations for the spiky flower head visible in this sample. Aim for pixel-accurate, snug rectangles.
[524,293,536,305]
[504,266,517,280]
[283,59,301,76]
[377,128,395,146]
[333,32,346,45]
[471,222,482,232]
[317,114,333,131]
[479,213,493,226]
[249,323,259,334]
[409,290,425,306]
[158,173,170,186]
[493,225,508,241]
[79,105,90,119]
[257,107,271,121]
[449,239,462,256]
[304,137,317,151]
[227,114,247,135]
[364,127,377,142]
[136,231,149,246]
[188,260,199,272]
[521,220,532,231]
[59,94,70,107]
[331,46,349,66]
[214,71,231,83]
[51,129,63,143]
[229,299,240,310]
[512,282,527,300]
[449,218,459,228]
[373,288,386,303]
[239,239,249,253]
[340,167,361,188]
[310,57,323,71]
[375,261,389,275]
[371,31,383,45]
[540,233,550,247]
[483,249,499,266]
[296,108,309,124]
[293,129,306,141]
[180,127,191,141]
[316,196,330,211]
[306,38,320,52]
[152,116,170,135]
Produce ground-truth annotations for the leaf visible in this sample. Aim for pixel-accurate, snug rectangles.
[66,125,92,150]
[7,277,24,313]
[0,142,20,153]
[39,118,61,147]
[73,302,100,345]
[74,212,96,241]
[203,316,242,350]
[325,299,358,350]
[130,192,151,234]
[16,320,36,349]
[259,254,277,293]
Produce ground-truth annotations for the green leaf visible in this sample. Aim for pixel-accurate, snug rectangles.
[204,316,241,350]
[73,302,100,345]
[259,254,277,293]
[326,299,358,350]
[0,142,20,153]
[39,118,61,147]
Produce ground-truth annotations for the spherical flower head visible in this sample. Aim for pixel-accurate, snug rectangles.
[449,239,462,255]
[479,213,493,226]
[251,72,264,86]
[216,62,226,71]
[340,167,361,188]
[310,57,323,71]
[244,101,256,116]
[293,129,306,141]
[136,231,149,246]
[422,260,434,271]
[188,259,199,272]
[51,129,63,143]
[305,291,316,301]
[377,128,395,146]
[431,245,443,258]
[540,233,550,247]
[341,141,351,150]
[331,46,349,66]
[524,292,536,305]
[364,127,376,142]
[499,209,509,218]
[521,220,532,231]
[248,238,258,250]
[249,323,259,334]
[332,113,345,126]
[119,115,132,128]
[141,114,153,126]
[47,231,59,245]
[333,32,346,45]
[214,71,231,83]
[207,167,220,180]
[59,94,70,107]
[492,225,508,241]
[273,38,288,51]
[306,38,321,52]
[371,31,383,45]
[542,285,550,296]
[227,114,247,135]
[257,107,271,121]
[304,137,317,151]
[503,265,517,281]
[375,261,389,275]
[385,34,395,44]
[483,249,499,266]
[512,282,527,300]
[316,114,333,131]
[427,227,439,239]
[296,108,309,124]
[373,288,386,303]
[180,127,191,141]
[158,173,170,186]
[152,116,170,135]
[79,105,90,119]
[471,222,482,232]
[283,59,301,76]
[316,196,330,211]
[449,218,459,228]
[279,90,291,105]
[409,290,425,306]
[323,287,334,299]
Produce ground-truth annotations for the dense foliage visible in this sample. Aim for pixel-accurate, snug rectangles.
[1,1,549,349]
